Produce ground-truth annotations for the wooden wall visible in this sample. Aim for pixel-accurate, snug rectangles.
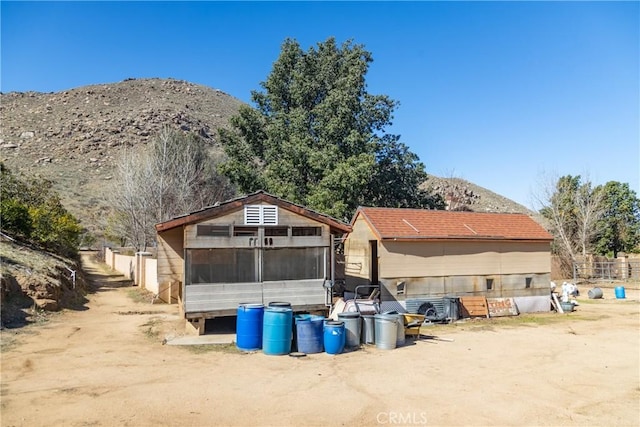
[157,227,184,303]
[343,215,377,281]
[184,203,330,249]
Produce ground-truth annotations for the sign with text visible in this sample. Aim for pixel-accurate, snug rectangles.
[487,298,519,317]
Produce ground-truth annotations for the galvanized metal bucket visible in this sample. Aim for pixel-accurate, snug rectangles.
[374,313,398,350]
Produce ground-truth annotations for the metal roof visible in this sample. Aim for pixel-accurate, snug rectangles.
[354,207,553,241]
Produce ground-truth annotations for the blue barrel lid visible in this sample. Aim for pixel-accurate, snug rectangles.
[324,320,344,326]
[239,303,264,309]
[268,301,291,307]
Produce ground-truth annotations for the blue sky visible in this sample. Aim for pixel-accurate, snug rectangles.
[2,1,638,208]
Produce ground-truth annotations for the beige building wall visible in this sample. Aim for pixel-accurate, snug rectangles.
[157,227,184,303]
[144,258,159,294]
[380,241,551,278]
[343,216,377,281]
[343,215,551,302]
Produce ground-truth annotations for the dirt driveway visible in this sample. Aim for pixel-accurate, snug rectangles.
[1,253,639,427]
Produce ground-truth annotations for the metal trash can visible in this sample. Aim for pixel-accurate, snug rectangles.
[338,312,361,349]
[361,314,375,344]
[382,311,405,346]
[374,313,397,350]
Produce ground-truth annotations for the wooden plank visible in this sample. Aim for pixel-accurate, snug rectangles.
[552,293,564,314]
[460,296,489,318]
[487,297,519,317]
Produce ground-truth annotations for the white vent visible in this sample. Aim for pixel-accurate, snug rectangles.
[244,205,278,225]
[262,205,278,225]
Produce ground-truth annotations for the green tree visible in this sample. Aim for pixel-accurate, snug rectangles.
[0,163,82,255]
[219,37,442,220]
[593,181,640,257]
[29,198,82,255]
[0,198,33,238]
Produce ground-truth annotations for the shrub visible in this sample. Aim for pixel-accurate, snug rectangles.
[0,163,82,256]
[0,198,33,238]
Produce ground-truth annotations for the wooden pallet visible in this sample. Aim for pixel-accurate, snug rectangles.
[460,296,489,318]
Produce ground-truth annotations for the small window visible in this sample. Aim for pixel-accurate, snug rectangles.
[525,277,533,289]
[486,278,494,291]
[233,226,258,236]
[197,225,230,237]
[265,227,288,237]
[292,226,321,237]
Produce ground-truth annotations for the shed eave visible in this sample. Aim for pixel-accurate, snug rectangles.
[155,191,351,234]
[379,236,554,242]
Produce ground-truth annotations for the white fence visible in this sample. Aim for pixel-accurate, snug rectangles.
[104,248,165,300]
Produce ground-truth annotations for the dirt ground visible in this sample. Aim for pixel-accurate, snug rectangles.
[1,253,639,427]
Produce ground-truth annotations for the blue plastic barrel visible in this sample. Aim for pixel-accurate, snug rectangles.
[323,320,345,355]
[262,307,293,355]
[236,303,264,351]
[295,315,324,354]
[615,286,626,299]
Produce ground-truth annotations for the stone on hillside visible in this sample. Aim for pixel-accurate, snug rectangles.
[20,131,35,138]
[35,298,59,311]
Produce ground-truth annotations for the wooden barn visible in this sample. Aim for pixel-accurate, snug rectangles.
[155,191,351,334]
[343,207,554,313]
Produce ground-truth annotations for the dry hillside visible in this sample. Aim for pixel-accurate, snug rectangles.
[424,176,533,214]
[0,78,244,235]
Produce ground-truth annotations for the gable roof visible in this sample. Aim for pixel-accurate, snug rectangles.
[155,190,351,234]
[353,207,553,242]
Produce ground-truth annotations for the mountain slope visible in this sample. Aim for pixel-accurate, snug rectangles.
[424,176,533,215]
[0,78,244,235]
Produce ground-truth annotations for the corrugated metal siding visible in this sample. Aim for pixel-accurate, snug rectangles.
[378,273,551,300]
[405,298,445,314]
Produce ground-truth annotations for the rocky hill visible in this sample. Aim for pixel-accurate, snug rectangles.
[1,77,533,240]
[424,176,533,214]
[0,78,244,236]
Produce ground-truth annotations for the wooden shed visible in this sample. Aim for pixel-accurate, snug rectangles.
[343,207,554,313]
[155,191,351,334]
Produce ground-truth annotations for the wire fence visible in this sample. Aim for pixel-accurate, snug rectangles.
[573,259,640,283]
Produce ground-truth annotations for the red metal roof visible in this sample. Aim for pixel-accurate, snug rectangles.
[354,207,553,241]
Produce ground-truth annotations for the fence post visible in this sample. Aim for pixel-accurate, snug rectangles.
[111,249,119,270]
[135,252,152,288]
[618,254,628,280]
